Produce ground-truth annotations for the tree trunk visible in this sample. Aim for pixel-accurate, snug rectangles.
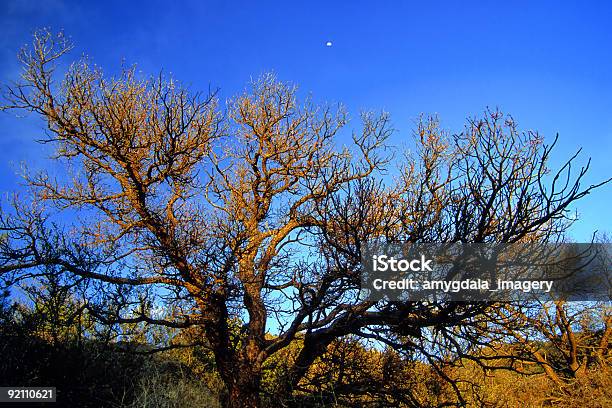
[224,364,262,408]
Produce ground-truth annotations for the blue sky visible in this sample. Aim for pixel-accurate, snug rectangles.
[0,0,611,240]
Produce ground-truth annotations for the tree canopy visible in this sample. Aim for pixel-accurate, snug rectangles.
[1,30,610,408]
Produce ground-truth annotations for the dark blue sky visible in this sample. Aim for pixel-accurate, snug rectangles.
[1,0,611,239]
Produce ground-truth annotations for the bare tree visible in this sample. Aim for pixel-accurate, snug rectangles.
[498,301,611,386]
[1,30,609,407]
